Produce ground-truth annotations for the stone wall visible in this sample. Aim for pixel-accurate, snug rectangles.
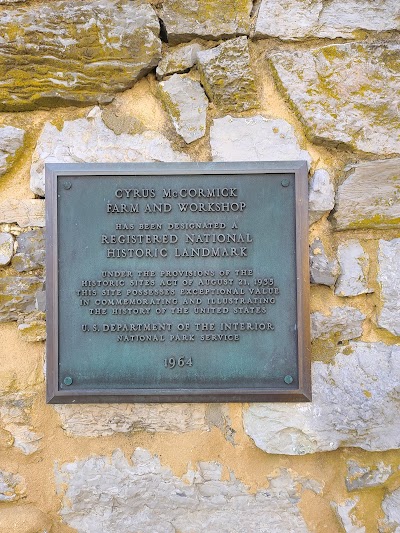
[0,1,399,531]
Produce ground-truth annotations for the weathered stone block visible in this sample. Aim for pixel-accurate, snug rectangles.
[197,37,258,113]
[55,403,208,436]
[309,239,339,287]
[0,392,41,454]
[0,276,44,322]
[0,126,25,175]
[211,115,311,164]
[270,43,400,155]
[380,487,400,533]
[0,470,25,502]
[0,232,14,266]
[311,306,365,342]
[0,200,45,228]
[346,460,392,491]
[335,241,372,297]
[17,312,46,342]
[30,107,190,197]
[243,342,400,454]
[57,448,310,532]
[12,229,45,272]
[156,42,204,80]
[159,74,208,143]
[160,0,252,44]
[254,0,399,40]
[0,0,161,111]
[331,498,365,533]
[378,239,400,336]
[334,159,400,230]
[309,169,334,224]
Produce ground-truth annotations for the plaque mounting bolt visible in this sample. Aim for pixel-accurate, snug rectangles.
[63,182,72,190]
[63,376,73,386]
[281,179,290,187]
[284,375,293,384]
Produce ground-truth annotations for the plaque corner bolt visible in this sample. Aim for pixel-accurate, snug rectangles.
[284,375,293,384]
[63,376,73,386]
[63,182,72,190]
[281,179,290,187]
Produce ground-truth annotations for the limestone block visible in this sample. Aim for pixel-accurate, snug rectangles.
[159,74,208,143]
[0,276,44,322]
[0,470,25,502]
[12,229,45,272]
[0,232,14,266]
[55,403,209,436]
[335,241,371,297]
[254,0,399,40]
[0,392,41,454]
[197,37,258,113]
[334,159,400,230]
[57,448,310,532]
[17,312,46,342]
[0,126,25,175]
[270,43,400,155]
[160,0,252,44]
[309,169,334,224]
[331,499,366,533]
[0,505,51,533]
[378,239,400,336]
[0,0,161,111]
[211,115,311,165]
[30,108,190,197]
[380,487,400,533]
[309,239,339,287]
[156,42,204,79]
[243,342,400,454]
[311,307,365,342]
[346,460,392,491]
[0,200,45,228]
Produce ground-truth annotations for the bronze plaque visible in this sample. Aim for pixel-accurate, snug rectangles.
[46,162,310,403]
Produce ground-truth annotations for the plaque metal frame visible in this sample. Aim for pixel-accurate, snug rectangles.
[46,161,311,403]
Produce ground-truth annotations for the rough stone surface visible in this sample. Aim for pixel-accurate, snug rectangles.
[159,74,208,143]
[211,115,311,165]
[346,460,392,491]
[0,504,51,533]
[380,487,400,533]
[156,42,204,79]
[270,43,400,155]
[310,239,339,287]
[335,241,371,297]
[55,403,209,437]
[0,470,25,502]
[331,498,366,533]
[0,276,44,322]
[12,229,45,272]
[197,37,258,113]
[0,200,45,228]
[0,0,161,111]
[334,159,400,230]
[31,108,190,197]
[57,448,310,532]
[243,342,400,455]
[17,312,46,343]
[160,0,252,44]
[254,0,400,40]
[0,126,25,175]
[0,232,14,266]
[311,306,365,342]
[0,392,42,454]
[309,169,335,224]
[377,239,400,336]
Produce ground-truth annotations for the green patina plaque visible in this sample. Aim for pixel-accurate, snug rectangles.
[46,162,310,403]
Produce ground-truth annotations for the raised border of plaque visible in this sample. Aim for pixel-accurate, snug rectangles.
[46,161,311,403]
